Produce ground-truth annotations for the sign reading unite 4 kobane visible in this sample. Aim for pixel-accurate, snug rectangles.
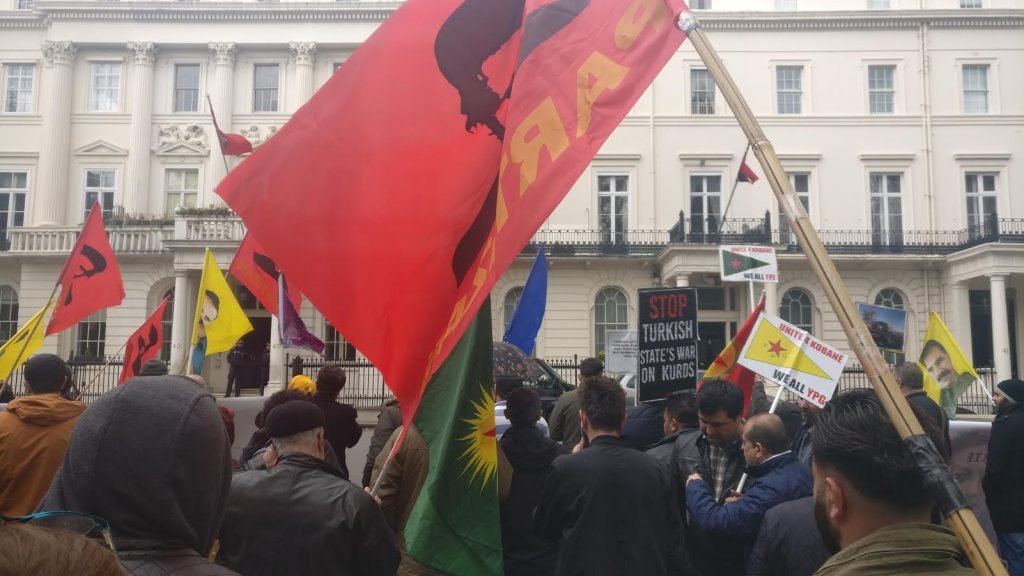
[720,245,778,283]
[637,288,699,403]
[737,313,847,408]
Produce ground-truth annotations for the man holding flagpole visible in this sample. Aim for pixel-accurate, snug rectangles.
[191,249,253,376]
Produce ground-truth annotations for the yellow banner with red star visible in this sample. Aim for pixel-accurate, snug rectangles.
[737,313,847,408]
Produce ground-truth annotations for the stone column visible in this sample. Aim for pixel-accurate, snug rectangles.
[207,42,236,202]
[674,274,690,287]
[267,314,284,394]
[990,274,1011,382]
[763,281,778,316]
[949,282,973,363]
[289,42,317,106]
[34,41,76,226]
[170,271,191,373]
[124,42,157,217]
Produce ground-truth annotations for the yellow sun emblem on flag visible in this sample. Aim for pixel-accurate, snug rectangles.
[458,385,498,490]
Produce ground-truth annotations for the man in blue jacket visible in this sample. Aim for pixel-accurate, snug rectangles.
[685,413,813,561]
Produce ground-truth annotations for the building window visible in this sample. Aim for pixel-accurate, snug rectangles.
[874,288,906,364]
[690,68,715,115]
[775,0,797,9]
[867,0,890,7]
[960,0,982,7]
[965,172,998,239]
[775,65,803,115]
[89,62,121,113]
[0,286,18,346]
[691,0,710,7]
[333,62,343,74]
[689,174,722,234]
[594,287,628,356]
[324,322,356,361]
[84,169,116,220]
[0,171,28,241]
[778,172,809,243]
[16,0,31,9]
[173,64,200,113]
[597,174,628,244]
[3,64,34,113]
[253,64,279,113]
[962,64,989,114]
[868,65,895,115]
[160,289,174,361]
[869,172,903,245]
[780,288,813,335]
[164,168,199,216]
[75,310,106,359]
[503,287,523,334]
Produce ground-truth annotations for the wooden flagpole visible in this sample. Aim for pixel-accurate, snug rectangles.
[677,10,1005,575]
[74,339,129,402]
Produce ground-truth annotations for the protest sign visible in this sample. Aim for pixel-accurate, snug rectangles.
[604,329,637,375]
[856,302,907,353]
[720,245,778,283]
[949,420,995,545]
[637,288,698,403]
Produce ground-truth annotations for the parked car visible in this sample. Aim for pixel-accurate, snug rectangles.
[529,358,575,419]
[617,374,638,407]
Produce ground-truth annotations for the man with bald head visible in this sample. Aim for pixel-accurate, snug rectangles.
[685,413,813,563]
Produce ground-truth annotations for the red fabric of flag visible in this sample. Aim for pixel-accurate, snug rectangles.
[229,233,301,316]
[119,296,170,384]
[210,101,253,156]
[217,0,688,424]
[737,160,759,184]
[46,202,125,336]
[700,293,766,416]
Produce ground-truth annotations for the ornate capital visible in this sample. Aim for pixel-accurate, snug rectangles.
[41,40,77,66]
[127,42,158,66]
[208,42,236,66]
[289,41,317,66]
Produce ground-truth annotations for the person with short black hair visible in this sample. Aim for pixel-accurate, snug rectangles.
[647,392,701,485]
[548,357,603,449]
[534,376,695,576]
[811,389,973,575]
[310,364,362,480]
[894,361,950,457]
[984,378,1024,575]
[495,377,548,439]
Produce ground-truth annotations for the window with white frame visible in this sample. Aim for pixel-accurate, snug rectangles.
[173,64,200,113]
[164,168,199,216]
[691,0,710,7]
[965,172,998,239]
[869,172,903,245]
[690,68,715,115]
[89,62,121,113]
[689,174,722,234]
[253,64,279,113]
[867,0,890,8]
[0,286,18,346]
[84,169,116,220]
[594,287,628,356]
[75,310,106,359]
[597,174,628,244]
[775,65,803,114]
[778,172,809,243]
[960,0,982,7]
[3,64,34,113]
[16,0,31,9]
[324,322,356,361]
[873,288,906,364]
[780,288,813,336]
[160,288,174,361]
[868,65,895,114]
[962,64,989,114]
[0,171,28,239]
[503,287,523,334]
[333,62,343,74]
[775,0,797,9]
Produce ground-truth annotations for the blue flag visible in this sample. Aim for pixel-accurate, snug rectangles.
[502,246,547,355]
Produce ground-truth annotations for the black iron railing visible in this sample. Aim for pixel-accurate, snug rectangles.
[3,356,126,404]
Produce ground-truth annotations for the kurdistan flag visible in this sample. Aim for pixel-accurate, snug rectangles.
[404,300,502,576]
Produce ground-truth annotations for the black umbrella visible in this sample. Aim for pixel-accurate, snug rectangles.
[492,342,544,382]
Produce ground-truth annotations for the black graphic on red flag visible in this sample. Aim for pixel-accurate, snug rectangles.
[230,233,300,316]
[46,202,126,336]
[119,296,170,384]
[737,160,760,184]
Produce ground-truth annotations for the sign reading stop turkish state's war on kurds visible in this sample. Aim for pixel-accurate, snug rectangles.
[604,329,637,375]
[637,288,699,403]
[720,245,778,283]
[737,313,847,408]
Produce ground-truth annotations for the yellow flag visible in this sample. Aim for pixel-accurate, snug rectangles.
[0,299,54,380]
[191,249,253,356]
[745,317,830,378]
[918,311,977,417]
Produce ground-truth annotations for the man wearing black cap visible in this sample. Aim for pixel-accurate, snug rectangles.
[984,378,1024,575]
[138,358,168,377]
[216,401,400,576]
[548,357,603,449]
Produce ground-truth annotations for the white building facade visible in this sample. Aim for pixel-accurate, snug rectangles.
[1,0,1022,399]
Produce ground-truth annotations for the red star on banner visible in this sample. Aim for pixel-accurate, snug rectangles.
[767,339,786,357]
[730,258,742,270]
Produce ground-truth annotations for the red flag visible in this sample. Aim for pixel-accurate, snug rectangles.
[217,0,688,424]
[700,293,767,416]
[229,233,301,316]
[46,202,125,336]
[209,97,253,156]
[119,296,170,384]
[737,160,759,184]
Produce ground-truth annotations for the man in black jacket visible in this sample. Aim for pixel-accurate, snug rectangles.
[534,376,695,576]
[747,497,828,576]
[984,378,1024,576]
[895,361,950,457]
[310,365,362,480]
[216,401,399,576]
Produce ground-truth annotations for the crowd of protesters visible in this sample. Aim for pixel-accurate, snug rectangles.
[0,351,1022,576]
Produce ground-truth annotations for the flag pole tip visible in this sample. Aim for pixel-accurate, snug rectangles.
[676,10,701,33]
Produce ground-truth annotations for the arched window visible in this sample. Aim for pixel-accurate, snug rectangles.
[594,287,628,356]
[324,322,356,362]
[874,287,906,364]
[75,310,106,359]
[503,287,524,334]
[160,288,174,361]
[0,286,18,346]
[780,288,814,335]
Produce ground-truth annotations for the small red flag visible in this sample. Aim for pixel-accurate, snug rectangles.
[229,233,300,316]
[700,293,766,416]
[46,202,125,336]
[119,296,170,384]
[737,160,760,184]
[209,99,253,157]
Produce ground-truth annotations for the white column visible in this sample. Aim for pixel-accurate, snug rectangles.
[289,42,317,106]
[763,281,778,315]
[949,282,973,363]
[170,271,191,373]
[34,41,76,226]
[267,314,285,394]
[990,274,1011,382]
[674,274,690,287]
[207,42,236,202]
[124,42,157,216]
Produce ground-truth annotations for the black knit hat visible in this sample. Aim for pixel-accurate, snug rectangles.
[139,359,169,376]
[996,378,1024,405]
[264,400,325,439]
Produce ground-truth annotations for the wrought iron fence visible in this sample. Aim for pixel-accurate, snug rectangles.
[286,355,392,409]
[3,356,126,405]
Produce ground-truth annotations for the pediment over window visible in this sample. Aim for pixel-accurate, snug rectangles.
[74,140,128,157]
[153,141,210,158]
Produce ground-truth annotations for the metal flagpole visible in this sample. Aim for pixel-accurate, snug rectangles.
[75,339,129,402]
[717,144,751,234]
[735,384,784,494]
[677,9,1005,574]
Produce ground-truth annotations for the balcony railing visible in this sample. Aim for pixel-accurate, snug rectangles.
[6,225,171,255]
[178,216,247,243]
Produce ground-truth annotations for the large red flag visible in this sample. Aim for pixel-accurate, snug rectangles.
[119,296,170,384]
[47,202,125,336]
[229,233,301,316]
[700,293,767,416]
[218,0,688,424]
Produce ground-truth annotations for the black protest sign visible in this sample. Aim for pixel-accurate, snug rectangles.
[637,288,699,403]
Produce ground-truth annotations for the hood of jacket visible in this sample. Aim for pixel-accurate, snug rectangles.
[500,424,565,472]
[39,376,232,556]
[6,394,85,426]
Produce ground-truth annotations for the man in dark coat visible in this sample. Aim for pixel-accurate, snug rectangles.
[746,496,828,576]
[646,392,701,478]
[984,378,1024,575]
[548,356,602,449]
[621,401,665,450]
[216,401,399,576]
[362,398,401,487]
[225,342,245,398]
[534,376,696,576]
[895,361,951,457]
[310,365,362,480]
